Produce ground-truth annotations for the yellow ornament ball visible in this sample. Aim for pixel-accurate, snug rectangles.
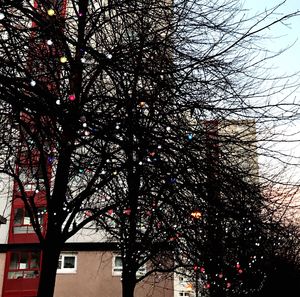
[60,56,68,63]
[47,9,55,16]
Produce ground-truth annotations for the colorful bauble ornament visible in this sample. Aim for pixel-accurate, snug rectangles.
[60,56,67,63]
[47,9,55,16]
[69,94,75,101]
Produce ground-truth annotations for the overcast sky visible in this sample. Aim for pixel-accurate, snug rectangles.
[244,0,300,79]
[243,0,300,183]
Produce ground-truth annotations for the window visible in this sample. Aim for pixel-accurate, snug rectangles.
[8,251,40,279]
[112,255,146,276]
[13,207,45,234]
[112,255,123,276]
[179,292,192,297]
[57,253,77,273]
[136,263,146,276]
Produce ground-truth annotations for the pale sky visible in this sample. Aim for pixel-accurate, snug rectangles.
[244,0,300,80]
[243,0,300,183]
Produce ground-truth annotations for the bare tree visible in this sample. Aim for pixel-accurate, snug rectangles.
[0,1,299,297]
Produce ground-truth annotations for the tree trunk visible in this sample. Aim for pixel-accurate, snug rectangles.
[37,242,61,297]
[122,274,136,297]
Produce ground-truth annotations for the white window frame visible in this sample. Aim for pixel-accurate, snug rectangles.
[57,252,77,274]
[112,255,146,276]
[179,291,192,297]
[112,255,123,276]
[136,263,147,276]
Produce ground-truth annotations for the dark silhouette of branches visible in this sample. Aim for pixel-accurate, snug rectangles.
[0,1,299,297]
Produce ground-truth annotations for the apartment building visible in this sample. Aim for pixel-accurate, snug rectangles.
[0,177,173,297]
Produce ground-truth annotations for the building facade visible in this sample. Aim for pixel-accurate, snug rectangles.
[0,196,174,297]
